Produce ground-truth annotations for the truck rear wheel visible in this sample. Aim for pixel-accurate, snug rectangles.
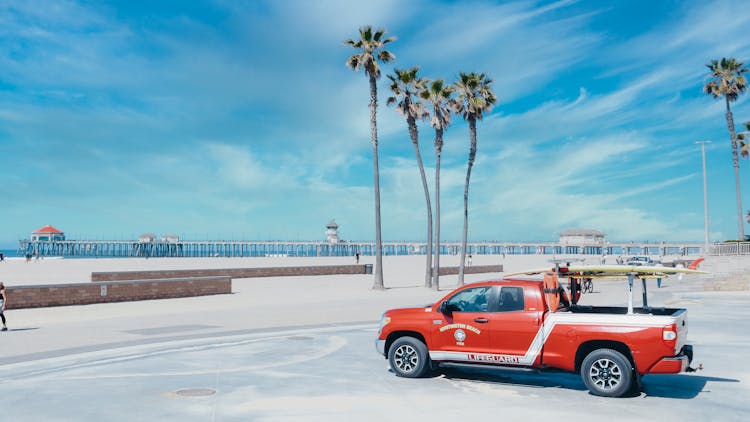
[388,336,430,378]
[581,348,633,397]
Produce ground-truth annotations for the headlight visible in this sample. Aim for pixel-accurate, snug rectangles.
[378,314,391,334]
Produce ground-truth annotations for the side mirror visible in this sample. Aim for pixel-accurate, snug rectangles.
[439,301,460,314]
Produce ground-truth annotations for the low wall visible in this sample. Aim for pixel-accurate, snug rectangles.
[91,265,369,282]
[5,276,231,310]
[439,264,503,276]
[90,264,503,282]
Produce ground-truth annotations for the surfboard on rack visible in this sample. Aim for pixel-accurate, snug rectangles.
[505,265,706,278]
[505,264,708,314]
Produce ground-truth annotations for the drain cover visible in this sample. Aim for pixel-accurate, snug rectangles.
[175,388,216,397]
[287,335,313,341]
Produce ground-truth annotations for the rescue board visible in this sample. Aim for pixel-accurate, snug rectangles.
[505,265,706,278]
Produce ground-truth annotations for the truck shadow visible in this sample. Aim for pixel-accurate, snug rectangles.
[438,367,738,399]
[439,367,587,392]
[641,374,739,399]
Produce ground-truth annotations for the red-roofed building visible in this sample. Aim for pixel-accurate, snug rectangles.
[31,225,66,242]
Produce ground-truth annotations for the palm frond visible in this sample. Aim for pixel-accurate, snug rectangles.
[345,54,362,70]
[740,142,749,158]
[378,50,396,63]
[361,26,373,42]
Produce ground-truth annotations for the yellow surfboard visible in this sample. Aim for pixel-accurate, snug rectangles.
[505,264,706,278]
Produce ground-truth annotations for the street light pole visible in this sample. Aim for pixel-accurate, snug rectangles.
[696,141,712,253]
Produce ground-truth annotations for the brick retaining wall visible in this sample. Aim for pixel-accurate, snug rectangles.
[5,276,231,310]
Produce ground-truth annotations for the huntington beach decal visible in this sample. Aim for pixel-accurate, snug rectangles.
[439,323,481,335]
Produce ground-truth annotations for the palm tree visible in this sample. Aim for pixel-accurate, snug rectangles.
[344,26,396,290]
[387,67,433,288]
[453,72,496,286]
[704,57,748,240]
[420,79,455,290]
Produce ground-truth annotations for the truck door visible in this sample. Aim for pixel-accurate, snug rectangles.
[431,286,494,355]
[486,285,544,364]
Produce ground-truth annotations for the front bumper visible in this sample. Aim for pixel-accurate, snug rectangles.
[648,345,694,374]
[375,339,386,357]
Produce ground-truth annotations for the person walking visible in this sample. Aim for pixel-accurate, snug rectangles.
[0,282,7,331]
[355,252,360,264]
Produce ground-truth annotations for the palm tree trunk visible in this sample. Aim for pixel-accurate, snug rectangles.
[433,134,443,291]
[458,117,477,286]
[726,97,745,240]
[407,116,433,288]
[370,74,385,289]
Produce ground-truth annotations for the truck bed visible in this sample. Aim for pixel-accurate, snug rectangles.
[568,305,685,317]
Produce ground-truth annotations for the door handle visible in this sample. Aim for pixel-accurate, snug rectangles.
[474,318,489,323]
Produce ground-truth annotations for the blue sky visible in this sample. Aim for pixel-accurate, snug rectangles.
[1,0,749,247]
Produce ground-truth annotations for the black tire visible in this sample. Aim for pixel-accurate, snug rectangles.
[580,348,634,397]
[388,336,430,378]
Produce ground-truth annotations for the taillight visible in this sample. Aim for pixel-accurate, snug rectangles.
[663,324,677,351]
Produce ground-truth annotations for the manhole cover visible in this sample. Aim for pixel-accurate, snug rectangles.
[287,335,313,341]
[175,388,216,397]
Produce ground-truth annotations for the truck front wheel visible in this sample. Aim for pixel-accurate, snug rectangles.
[388,336,430,378]
[581,348,633,397]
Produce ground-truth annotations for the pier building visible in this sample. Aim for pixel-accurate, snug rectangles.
[31,225,65,242]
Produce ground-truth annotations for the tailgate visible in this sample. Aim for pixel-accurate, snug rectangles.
[672,309,688,354]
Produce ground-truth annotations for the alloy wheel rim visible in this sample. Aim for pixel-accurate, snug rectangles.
[394,345,419,372]
[589,358,622,390]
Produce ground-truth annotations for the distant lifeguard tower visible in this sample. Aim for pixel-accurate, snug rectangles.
[326,220,340,244]
[161,234,180,243]
[138,233,156,243]
[559,229,606,246]
[31,225,65,242]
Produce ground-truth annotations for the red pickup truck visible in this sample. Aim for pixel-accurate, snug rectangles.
[376,277,695,397]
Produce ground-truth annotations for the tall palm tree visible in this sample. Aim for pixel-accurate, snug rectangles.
[420,79,455,290]
[453,72,496,286]
[387,67,433,288]
[704,57,748,240]
[344,26,396,290]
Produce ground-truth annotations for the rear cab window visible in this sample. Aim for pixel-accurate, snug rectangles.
[496,286,525,312]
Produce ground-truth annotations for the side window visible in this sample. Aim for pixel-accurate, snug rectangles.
[497,286,525,312]
[446,286,491,312]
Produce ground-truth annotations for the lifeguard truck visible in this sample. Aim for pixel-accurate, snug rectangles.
[376,265,702,397]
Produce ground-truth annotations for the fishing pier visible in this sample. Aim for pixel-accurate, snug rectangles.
[17,239,703,258]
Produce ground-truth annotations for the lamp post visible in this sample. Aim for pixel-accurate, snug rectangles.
[695,141,711,253]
